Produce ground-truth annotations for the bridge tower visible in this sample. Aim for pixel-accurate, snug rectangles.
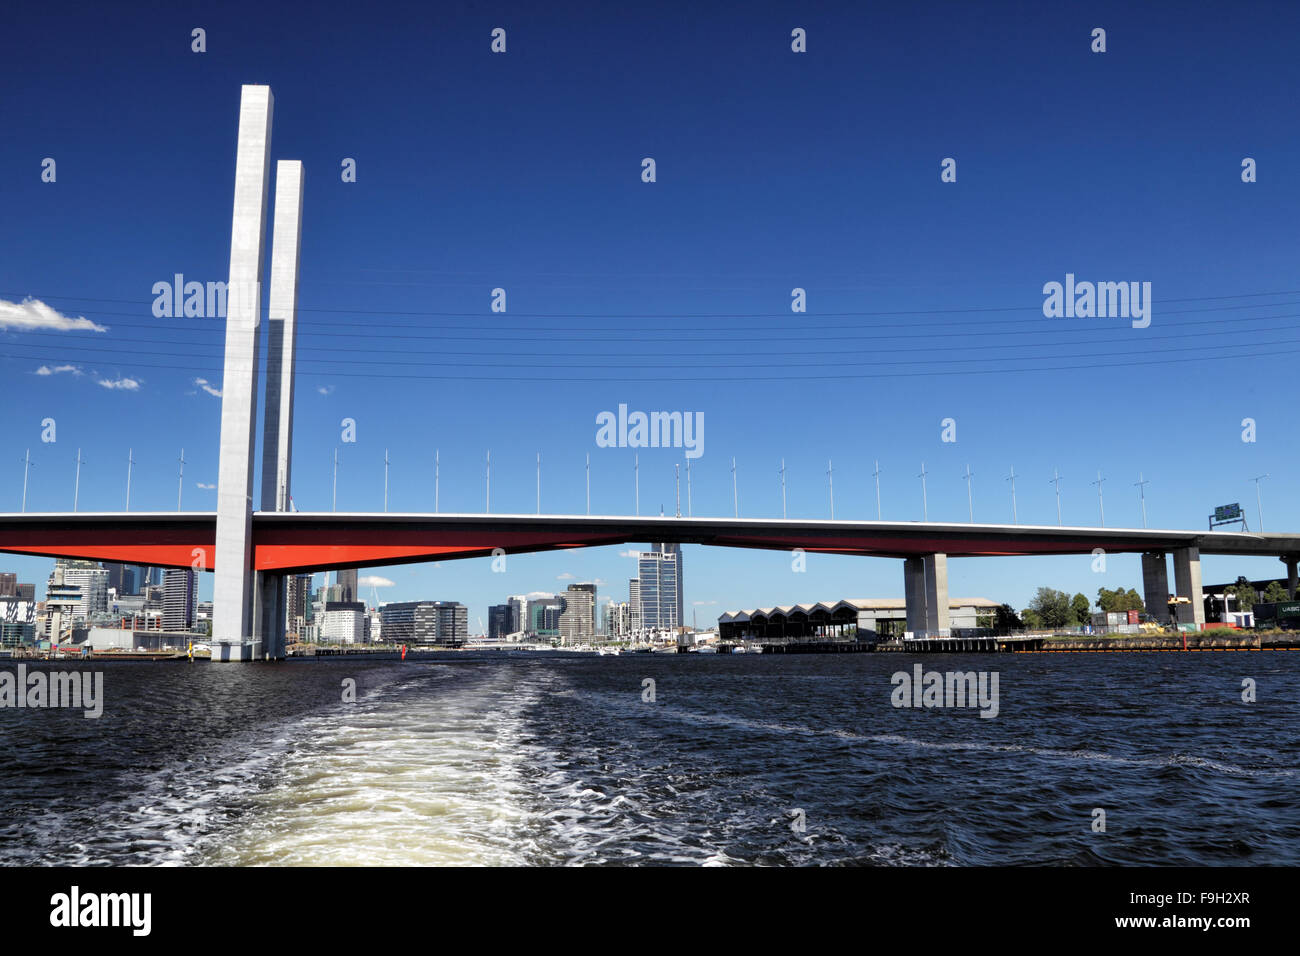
[212,86,305,661]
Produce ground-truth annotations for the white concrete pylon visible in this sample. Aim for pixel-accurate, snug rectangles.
[213,85,274,661]
[256,158,304,662]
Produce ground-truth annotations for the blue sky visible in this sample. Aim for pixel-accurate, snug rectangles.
[3,1,1299,624]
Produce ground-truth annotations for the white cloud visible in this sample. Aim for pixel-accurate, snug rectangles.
[97,376,140,391]
[619,550,642,558]
[692,599,717,606]
[34,364,82,376]
[556,572,575,580]
[359,575,395,588]
[194,377,222,398]
[0,297,106,332]
[196,482,215,490]
[317,385,334,395]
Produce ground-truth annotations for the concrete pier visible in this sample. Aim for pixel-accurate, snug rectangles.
[1172,546,1205,625]
[923,553,950,636]
[903,557,926,633]
[1141,552,1170,624]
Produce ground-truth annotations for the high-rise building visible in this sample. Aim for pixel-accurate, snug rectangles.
[42,563,82,641]
[321,601,368,644]
[559,583,596,645]
[487,604,512,641]
[628,579,641,634]
[103,563,139,598]
[637,549,679,631]
[162,567,199,631]
[54,560,108,620]
[653,542,684,629]
[605,600,631,639]
[527,596,565,638]
[507,594,528,634]
[0,573,15,597]
[380,601,467,646]
[337,569,358,603]
[285,573,312,639]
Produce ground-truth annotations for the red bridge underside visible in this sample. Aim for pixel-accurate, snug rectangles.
[0,518,1152,573]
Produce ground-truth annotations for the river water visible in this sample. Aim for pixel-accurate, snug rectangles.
[1,651,1296,866]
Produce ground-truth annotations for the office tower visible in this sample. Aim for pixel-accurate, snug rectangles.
[56,559,108,620]
[285,573,311,638]
[337,569,358,603]
[162,567,199,631]
[380,601,468,647]
[507,594,528,634]
[321,601,367,644]
[0,573,15,597]
[559,583,596,645]
[629,579,641,634]
[487,604,511,640]
[526,595,565,638]
[42,564,82,641]
[637,549,679,631]
[653,541,685,630]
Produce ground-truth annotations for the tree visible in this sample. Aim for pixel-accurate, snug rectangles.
[1231,576,1257,612]
[1071,593,1091,625]
[1261,580,1289,604]
[1021,608,1042,629]
[994,603,1022,632]
[1028,587,1073,628]
[1098,587,1144,613]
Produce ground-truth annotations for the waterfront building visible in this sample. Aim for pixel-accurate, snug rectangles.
[380,601,468,647]
[0,595,36,647]
[717,597,1002,643]
[321,601,368,644]
[637,549,679,632]
[559,583,596,645]
[162,568,199,631]
[487,603,512,641]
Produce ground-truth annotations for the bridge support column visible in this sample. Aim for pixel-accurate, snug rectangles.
[923,553,950,636]
[903,557,926,635]
[1172,546,1205,626]
[213,85,274,662]
[1141,552,1170,624]
[255,159,304,661]
[1283,555,1298,600]
[257,572,286,660]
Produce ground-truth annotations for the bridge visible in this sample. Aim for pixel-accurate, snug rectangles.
[4,510,1298,658]
[10,83,1298,660]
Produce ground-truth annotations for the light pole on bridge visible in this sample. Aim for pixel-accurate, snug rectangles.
[1134,473,1150,528]
[1251,473,1269,531]
[1006,466,1017,524]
